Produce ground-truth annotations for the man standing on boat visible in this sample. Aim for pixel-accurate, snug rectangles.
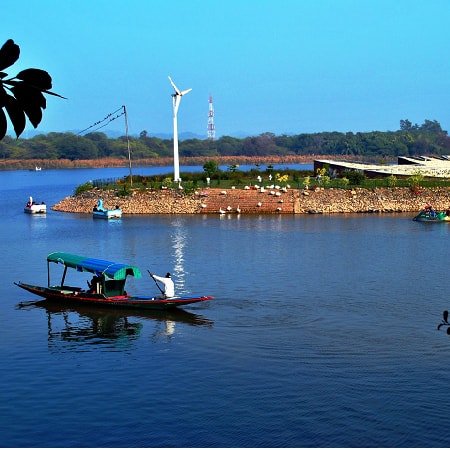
[149,272,175,299]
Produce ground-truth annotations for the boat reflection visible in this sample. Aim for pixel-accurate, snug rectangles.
[17,300,213,350]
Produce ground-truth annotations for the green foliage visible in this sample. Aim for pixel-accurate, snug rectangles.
[303,175,310,189]
[116,181,130,197]
[161,177,173,189]
[319,175,331,187]
[341,170,366,185]
[203,160,220,178]
[339,177,350,189]
[88,167,450,194]
[0,118,449,160]
[180,180,199,195]
[74,181,93,195]
[386,175,397,188]
[407,171,424,191]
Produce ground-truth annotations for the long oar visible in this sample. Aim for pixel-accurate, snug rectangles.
[147,270,164,295]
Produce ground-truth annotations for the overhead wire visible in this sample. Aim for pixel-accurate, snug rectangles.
[77,106,125,135]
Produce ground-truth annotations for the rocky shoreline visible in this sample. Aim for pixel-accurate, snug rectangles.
[51,186,450,215]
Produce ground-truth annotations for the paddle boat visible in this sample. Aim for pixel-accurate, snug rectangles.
[93,199,122,219]
[413,205,450,222]
[24,196,46,214]
[15,252,213,310]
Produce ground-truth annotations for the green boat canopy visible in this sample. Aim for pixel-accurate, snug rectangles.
[47,252,142,280]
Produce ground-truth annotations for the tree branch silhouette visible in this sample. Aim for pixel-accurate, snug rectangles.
[0,39,65,139]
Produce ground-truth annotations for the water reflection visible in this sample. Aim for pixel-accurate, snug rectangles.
[17,300,213,350]
[171,218,188,293]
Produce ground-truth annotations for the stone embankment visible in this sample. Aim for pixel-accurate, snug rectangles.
[51,186,450,215]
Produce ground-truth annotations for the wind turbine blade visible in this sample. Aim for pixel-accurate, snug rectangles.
[168,76,181,94]
[181,88,192,96]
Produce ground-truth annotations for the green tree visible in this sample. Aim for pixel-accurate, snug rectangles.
[54,133,98,160]
[203,160,220,178]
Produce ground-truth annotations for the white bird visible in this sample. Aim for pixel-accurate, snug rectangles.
[219,208,226,214]
[257,202,262,207]
[236,205,241,214]
[201,203,207,208]
[227,206,232,211]
[276,207,282,212]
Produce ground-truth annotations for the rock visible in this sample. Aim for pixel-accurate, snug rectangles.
[51,186,450,215]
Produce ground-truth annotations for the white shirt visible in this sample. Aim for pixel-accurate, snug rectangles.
[153,274,175,298]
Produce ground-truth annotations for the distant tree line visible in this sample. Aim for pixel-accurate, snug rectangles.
[0,119,448,161]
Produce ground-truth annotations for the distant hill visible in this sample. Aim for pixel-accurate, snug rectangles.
[21,129,251,140]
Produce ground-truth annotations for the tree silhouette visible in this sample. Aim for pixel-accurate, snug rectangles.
[0,39,64,140]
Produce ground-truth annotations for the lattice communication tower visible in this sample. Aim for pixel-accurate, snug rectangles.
[207,94,215,140]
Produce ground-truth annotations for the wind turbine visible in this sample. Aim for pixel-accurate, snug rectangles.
[168,76,192,183]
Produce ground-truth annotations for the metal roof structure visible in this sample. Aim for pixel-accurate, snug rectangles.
[314,156,450,178]
[47,252,142,280]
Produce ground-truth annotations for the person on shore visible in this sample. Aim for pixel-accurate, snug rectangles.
[150,272,175,299]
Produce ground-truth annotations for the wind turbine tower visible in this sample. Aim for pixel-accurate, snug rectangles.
[207,94,215,140]
[168,76,192,183]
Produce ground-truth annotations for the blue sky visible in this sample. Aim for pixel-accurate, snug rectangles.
[2,0,450,138]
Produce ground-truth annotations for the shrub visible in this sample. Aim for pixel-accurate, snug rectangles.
[341,170,366,185]
[74,181,92,195]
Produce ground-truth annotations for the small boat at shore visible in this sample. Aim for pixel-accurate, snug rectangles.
[93,199,122,219]
[413,206,450,222]
[24,196,46,214]
[15,252,214,310]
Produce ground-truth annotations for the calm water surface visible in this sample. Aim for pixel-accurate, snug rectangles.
[1,167,450,447]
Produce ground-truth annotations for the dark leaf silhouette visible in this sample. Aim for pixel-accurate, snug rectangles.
[10,84,45,127]
[0,109,6,138]
[16,68,52,90]
[0,39,64,139]
[3,94,26,136]
[0,39,19,72]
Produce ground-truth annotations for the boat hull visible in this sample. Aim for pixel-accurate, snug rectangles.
[93,209,122,219]
[14,282,213,310]
[413,210,450,222]
[24,205,47,214]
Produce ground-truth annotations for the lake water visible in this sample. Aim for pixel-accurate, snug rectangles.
[1,166,450,447]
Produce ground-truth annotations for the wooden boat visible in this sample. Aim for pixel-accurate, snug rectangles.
[93,199,122,219]
[15,252,214,310]
[18,299,214,330]
[24,196,46,214]
[413,208,450,222]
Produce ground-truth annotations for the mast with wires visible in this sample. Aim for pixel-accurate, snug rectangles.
[123,105,132,187]
[77,105,132,186]
[207,94,215,140]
